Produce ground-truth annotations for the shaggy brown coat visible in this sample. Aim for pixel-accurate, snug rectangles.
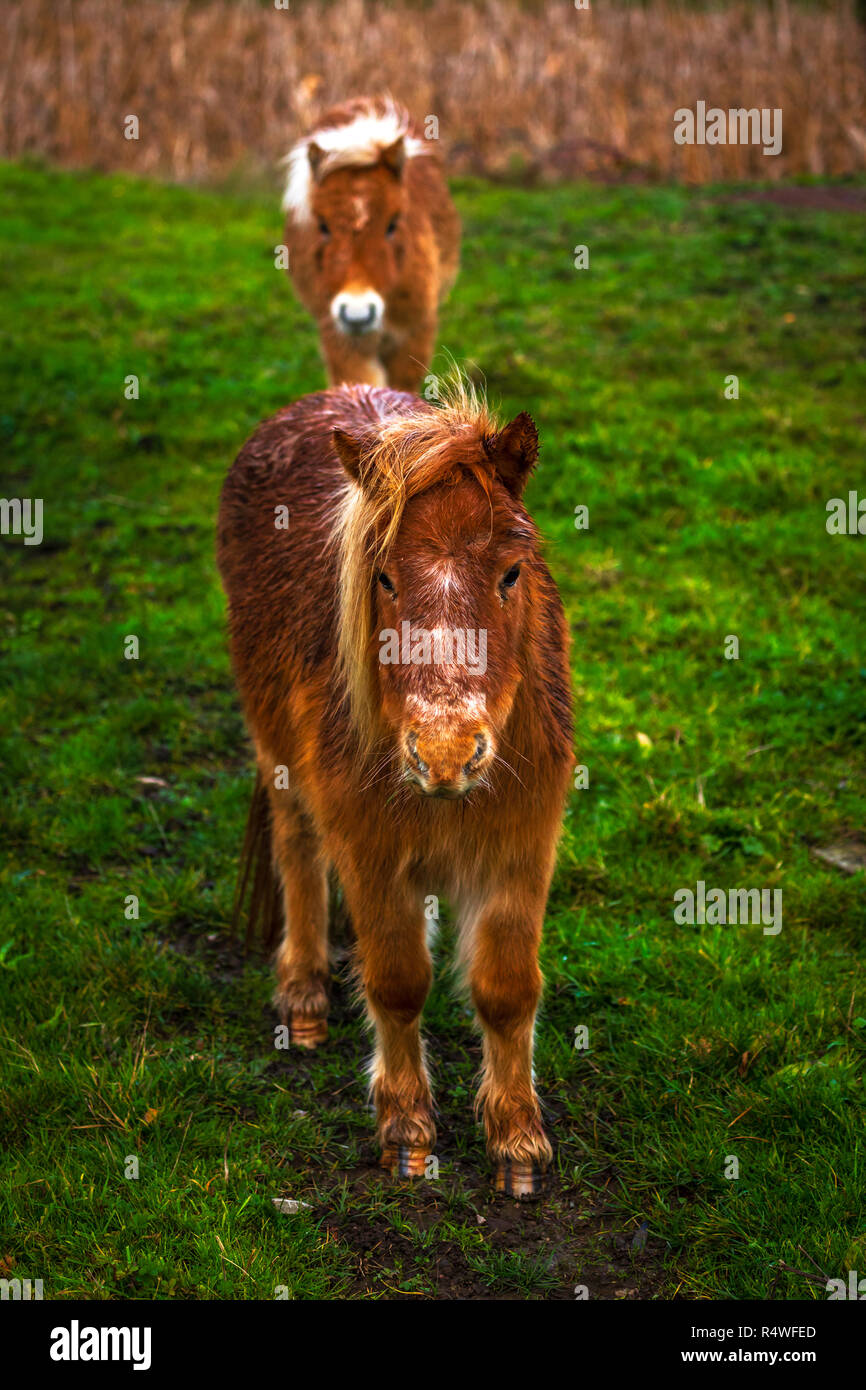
[217,384,573,1197]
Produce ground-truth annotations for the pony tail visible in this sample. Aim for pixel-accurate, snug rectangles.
[231,770,283,952]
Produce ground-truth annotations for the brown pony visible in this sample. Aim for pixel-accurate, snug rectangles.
[217,383,573,1198]
[281,96,460,392]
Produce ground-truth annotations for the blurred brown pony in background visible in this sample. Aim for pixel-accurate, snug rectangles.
[217,381,573,1198]
[281,96,460,392]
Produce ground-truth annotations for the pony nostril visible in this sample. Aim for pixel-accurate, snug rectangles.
[463,733,487,775]
[406,731,429,776]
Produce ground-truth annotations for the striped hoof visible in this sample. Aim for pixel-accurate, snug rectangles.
[288,1014,328,1049]
[380,1145,430,1179]
[494,1159,547,1201]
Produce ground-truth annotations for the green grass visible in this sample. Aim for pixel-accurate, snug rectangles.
[1,159,864,1300]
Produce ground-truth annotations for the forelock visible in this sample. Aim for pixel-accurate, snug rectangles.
[281,98,429,222]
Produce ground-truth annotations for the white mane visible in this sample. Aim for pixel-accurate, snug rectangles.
[281,98,429,222]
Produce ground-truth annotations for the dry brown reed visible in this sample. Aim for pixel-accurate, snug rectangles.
[2,0,864,186]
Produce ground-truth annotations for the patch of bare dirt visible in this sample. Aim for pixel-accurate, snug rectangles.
[720,186,866,213]
[323,1165,668,1301]
[811,835,866,875]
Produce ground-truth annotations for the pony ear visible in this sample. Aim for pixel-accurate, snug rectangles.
[484,412,539,497]
[307,141,325,180]
[332,428,365,482]
[380,136,406,177]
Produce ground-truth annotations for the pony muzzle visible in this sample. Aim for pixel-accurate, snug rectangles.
[403,727,493,798]
[331,289,384,336]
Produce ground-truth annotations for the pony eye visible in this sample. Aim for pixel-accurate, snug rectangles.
[501,564,521,590]
[378,572,396,594]
[318,219,330,238]
[385,216,399,238]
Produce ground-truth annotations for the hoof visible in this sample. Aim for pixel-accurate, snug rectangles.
[288,1014,328,1049]
[494,1159,547,1201]
[380,1145,429,1179]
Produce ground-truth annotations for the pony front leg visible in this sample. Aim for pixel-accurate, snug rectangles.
[349,886,435,1176]
[465,891,552,1199]
[380,323,436,393]
[319,328,387,389]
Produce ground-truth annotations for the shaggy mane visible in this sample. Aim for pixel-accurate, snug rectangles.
[334,379,501,749]
[282,96,430,222]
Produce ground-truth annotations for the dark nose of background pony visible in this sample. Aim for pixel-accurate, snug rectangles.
[404,727,493,798]
[331,289,384,336]
[339,303,375,332]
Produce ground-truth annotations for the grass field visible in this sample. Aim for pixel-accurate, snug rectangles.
[1,160,864,1301]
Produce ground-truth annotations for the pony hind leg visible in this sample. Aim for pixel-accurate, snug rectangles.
[267,781,330,1048]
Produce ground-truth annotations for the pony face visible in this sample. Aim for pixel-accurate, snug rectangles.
[282,99,459,390]
[309,154,406,339]
[374,473,536,798]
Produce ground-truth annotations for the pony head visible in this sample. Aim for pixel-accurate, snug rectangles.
[333,385,541,799]
[283,98,428,339]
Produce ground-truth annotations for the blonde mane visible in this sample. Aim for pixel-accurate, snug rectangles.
[334,380,498,750]
[282,96,430,222]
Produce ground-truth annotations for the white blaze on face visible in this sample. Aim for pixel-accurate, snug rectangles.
[331,289,385,335]
[407,693,489,725]
[432,561,456,597]
[351,195,370,231]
